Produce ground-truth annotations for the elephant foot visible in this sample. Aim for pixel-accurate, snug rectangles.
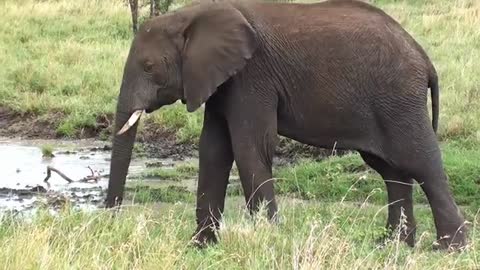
[190,226,218,249]
[104,195,123,209]
[433,228,468,252]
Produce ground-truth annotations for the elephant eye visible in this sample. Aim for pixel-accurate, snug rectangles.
[144,61,154,73]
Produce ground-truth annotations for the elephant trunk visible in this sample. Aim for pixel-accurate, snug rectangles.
[105,107,140,208]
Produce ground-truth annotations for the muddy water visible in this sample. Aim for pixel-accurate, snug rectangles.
[0,137,191,214]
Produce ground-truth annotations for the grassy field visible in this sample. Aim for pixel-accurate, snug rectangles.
[0,198,478,269]
[0,0,202,141]
[1,0,479,268]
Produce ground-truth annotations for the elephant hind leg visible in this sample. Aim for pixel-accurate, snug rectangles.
[371,119,467,250]
[359,151,416,247]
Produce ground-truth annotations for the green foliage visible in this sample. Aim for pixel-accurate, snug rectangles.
[41,144,55,158]
[155,0,174,14]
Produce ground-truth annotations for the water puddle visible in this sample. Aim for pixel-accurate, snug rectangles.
[0,137,193,214]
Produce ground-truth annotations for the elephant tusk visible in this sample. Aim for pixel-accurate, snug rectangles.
[117,110,144,135]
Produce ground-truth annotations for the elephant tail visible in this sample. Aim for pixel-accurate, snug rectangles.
[429,70,439,134]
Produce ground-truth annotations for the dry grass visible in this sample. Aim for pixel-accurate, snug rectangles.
[0,197,478,269]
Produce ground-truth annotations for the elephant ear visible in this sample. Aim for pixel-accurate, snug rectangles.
[181,5,257,112]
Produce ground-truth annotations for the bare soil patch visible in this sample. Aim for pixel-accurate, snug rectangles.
[0,107,60,139]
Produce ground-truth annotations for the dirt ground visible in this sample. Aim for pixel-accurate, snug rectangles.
[0,107,60,139]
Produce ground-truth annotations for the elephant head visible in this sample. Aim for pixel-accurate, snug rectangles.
[105,2,257,207]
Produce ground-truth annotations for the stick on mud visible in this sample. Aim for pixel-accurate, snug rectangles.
[43,166,109,184]
[44,166,74,183]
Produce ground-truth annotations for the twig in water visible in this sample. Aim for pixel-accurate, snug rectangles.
[44,166,74,183]
[43,166,109,184]
[87,166,94,176]
[79,174,109,183]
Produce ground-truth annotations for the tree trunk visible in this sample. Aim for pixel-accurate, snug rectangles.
[129,0,139,34]
[154,0,161,16]
[150,0,155,18]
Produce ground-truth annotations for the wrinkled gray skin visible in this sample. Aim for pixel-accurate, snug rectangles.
[105,0,467,250]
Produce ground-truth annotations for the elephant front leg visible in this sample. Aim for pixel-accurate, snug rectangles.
[228,113,279,221]
[192,109,234,247]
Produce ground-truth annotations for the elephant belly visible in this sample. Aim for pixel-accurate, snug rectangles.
[277,105,375,151]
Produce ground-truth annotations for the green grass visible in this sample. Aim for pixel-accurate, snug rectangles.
[138,163,198,180]
[0,0,200,139]
[40,144,55,158]
[0,198,478,269]
[0,0,479,142]
[125,185,195,204]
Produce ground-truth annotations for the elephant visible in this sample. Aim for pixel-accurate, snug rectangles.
[104,0,468,250]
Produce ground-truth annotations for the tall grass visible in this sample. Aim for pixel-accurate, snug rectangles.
[0,197,478,269]
[0,0,478,141]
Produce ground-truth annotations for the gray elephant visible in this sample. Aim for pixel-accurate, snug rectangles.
[105,0,467,250]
